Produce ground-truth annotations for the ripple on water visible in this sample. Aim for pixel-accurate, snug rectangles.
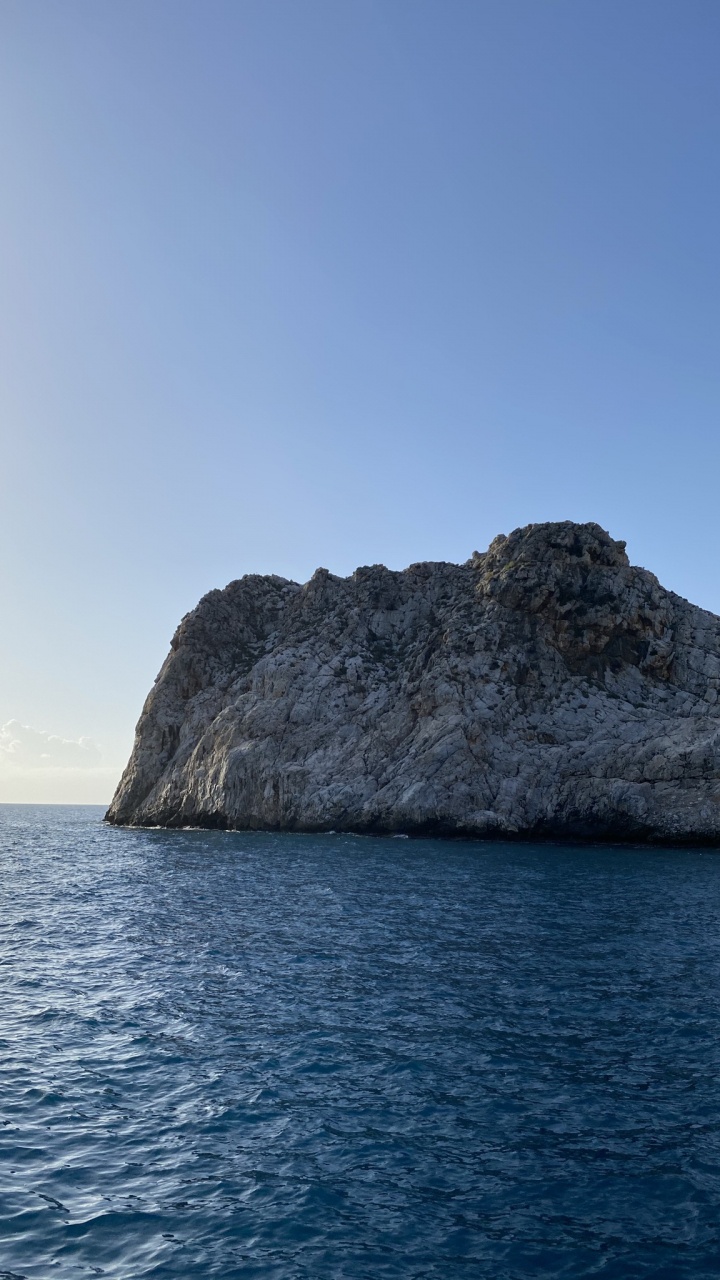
[2,806,720,1277]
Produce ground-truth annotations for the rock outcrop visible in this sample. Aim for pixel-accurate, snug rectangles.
[106,522,720,842]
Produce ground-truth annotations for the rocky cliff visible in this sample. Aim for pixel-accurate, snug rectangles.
[106,522,720,842]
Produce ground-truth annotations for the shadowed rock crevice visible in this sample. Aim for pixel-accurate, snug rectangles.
[106,521,720,843]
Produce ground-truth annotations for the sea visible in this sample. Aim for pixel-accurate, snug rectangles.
[2,806,720,1278]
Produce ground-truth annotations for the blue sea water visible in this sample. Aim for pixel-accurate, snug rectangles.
[2,809,720,1278]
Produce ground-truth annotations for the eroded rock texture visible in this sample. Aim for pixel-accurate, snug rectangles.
[106,522,720,842]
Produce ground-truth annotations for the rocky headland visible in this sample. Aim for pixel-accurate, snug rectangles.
[106,522,720,842]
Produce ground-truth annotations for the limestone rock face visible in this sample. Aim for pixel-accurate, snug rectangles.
[106,522,720,842]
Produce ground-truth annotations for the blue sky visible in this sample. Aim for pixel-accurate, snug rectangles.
[1,0,719,801]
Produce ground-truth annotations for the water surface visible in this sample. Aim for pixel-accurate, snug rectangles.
[2,805,720,1277]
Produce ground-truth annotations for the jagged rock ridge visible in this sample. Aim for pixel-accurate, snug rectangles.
[106,522,720,842]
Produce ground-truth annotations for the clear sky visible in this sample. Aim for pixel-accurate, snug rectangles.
[1,0,719,803]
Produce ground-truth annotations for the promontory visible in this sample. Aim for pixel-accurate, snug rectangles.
[106,521,720,842]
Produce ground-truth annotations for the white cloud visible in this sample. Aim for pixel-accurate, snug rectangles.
[0,720,102,769]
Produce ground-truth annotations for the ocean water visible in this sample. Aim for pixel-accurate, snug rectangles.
[2,810,720,1278]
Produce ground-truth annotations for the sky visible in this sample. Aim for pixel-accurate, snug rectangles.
[1,0,719,803]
